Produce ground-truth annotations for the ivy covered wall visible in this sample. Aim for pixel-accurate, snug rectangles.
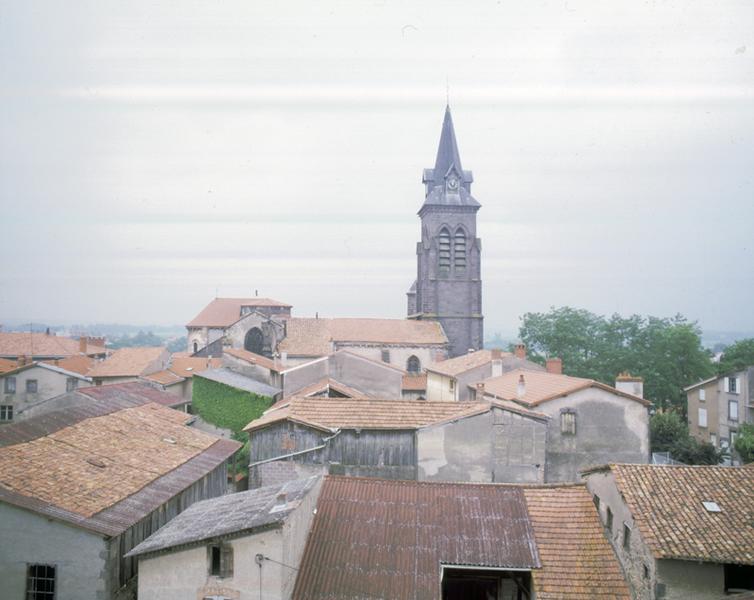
[192,375,274,434]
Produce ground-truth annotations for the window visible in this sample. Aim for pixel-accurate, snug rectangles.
[244,327,264,354]
[26,379,38,393]
[406,356,421,374]
[643,564,650,579]
[729,400,739,421]
[193,341,199,354]
[560,410,576,435]
[699,388,706,401]
[381,349,390,363]
[453,229,466,270]
[66,377,78,393]
[623,523,631,550]
[731,430,738,448]
[698,407,707,428]
[593,495,600,511]
[4,377,16,394]
[449,379,455,391]
[710,433,717,447]
[208,543,233,578]
[606,507,613,532]
[0,405,13,422]
[26,564,56,599]
[438,228,451,272]
[727,377,738,393]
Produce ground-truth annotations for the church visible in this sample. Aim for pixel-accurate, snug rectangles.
[186,106,484,365]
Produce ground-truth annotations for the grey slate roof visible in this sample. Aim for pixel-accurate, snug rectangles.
[126,476,320,557]
[196,368,281,397]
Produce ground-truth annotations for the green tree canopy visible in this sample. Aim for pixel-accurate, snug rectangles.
[650,411,725,465]
[717,338,754,375]
[518,307,713,410]
[734,423,754,465]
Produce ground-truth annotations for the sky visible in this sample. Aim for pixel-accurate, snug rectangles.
[1,0,753,336]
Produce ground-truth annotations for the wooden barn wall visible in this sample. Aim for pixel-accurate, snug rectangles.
[109,461,230,597]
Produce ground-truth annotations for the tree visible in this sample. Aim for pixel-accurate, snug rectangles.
[518,307,713,410]
[717,338,754,375]
[734,423,754,465]
[649,411,725,465]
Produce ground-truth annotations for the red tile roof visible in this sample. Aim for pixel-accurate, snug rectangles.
[401,373,427,391]
[169,356,222,378]
[426,348,511,377]
[289,377,368,398]
[292,477,540,600]
[42,355,95,376]
[0,333,107,358]
[187,297,291,328]
[223,347,283,371]
[88,347,167,378]
[0,358,17,374]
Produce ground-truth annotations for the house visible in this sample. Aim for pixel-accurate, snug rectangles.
[141,355,222,403]
[0,387,241,600]
[583,463,754,599]
[477,369,651,482]
[186,297,293,355]
[88,346,170,386]
[425,345,545,402]
[292,476,630,599]
[0,359,92,423]
[0,332,107,360]
[127,476,321,600]
[685,367,753,463]
[243,397,549,488]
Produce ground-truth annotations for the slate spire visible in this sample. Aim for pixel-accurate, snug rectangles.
[433,104,463,177]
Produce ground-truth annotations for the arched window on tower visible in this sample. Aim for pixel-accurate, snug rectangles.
[454,228,466,270]
[244,327,265,354]
[407,355,421,374]
[438,228,451,273]
[192,341,198,354]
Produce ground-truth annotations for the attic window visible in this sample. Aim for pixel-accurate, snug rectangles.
[702,501,721,513]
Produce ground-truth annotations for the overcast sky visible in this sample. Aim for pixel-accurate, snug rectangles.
[1,1,753,335]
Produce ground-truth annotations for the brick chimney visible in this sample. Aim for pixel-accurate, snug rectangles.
[18,355,27,366]
[79,336,87,354]
[491,348,503,377]
[514,344,526,360]
[517,374,526,400]
[615,372,643,399]
[475,382,486,402]
[546,358,563,375]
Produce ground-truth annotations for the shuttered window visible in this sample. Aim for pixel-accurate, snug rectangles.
[208,543,234,578]
[454,229,466,269]
[438,228,451,272]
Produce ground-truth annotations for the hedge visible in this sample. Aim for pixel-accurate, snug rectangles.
[192,375,273,434]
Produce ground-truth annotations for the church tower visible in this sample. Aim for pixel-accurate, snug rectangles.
[407,106,483,358]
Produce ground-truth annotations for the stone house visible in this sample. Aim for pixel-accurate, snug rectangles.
[478,369,651,482]
[127,476,321,600]
[88,346,170,386]
[685,366,754,463]
[0,360,92,423]
[0,386,240,600]
[141,355,222,403]
[583,463,754,599]
[243,397,549,488]
[292,476,630,599]
[424,345,545,402]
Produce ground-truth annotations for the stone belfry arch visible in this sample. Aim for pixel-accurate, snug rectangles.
[407,106,483,358]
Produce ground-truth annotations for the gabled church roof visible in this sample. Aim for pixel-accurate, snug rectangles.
[421,106,480,211]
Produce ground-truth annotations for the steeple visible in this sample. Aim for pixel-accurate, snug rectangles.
[434,105,463,177]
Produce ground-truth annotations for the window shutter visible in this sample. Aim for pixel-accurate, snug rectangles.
[220,544,234,578]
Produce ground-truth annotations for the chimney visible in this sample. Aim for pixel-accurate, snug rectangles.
[491,348,503,377]
[18,355,27,366]
[546,357,563,375]
[475,382,486,402]
[514,344,526,360]
[517,374,526,400]
[615,372,644,399]
[491,348,502,360]
[79,336,87,354]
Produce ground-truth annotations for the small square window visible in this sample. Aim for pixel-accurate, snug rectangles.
[0,405,13,422]
[560,410,576,435]
[727,377,738,393]
[208,543,233,578]
[698,388,705,401]
[26,379,38,393]
[4,377,16,394]
[381,350,390,363]
[26,564,56,599]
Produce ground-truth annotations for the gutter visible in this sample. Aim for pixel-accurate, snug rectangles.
[248,429,342,468]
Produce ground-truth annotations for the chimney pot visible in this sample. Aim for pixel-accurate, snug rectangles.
[546,357,563,375]
[79,336,87,354]
[475,382,486,402]
[517,374,526,400]
[514,344,526,360]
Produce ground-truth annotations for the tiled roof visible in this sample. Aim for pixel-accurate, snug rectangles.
[196,368,281,397]
[169,355,222,378]
[290,377,368,398]
[143,370,185,386]
[244,397,490,433]
[402,373,427,391]
[481,369,650,406]
[0,396,239,535]
[523,485,631,598]
[187,297,291,328]
[600,464,754,565]
[0,332,107,358]
[292,477,539,600]
[127,476,320,557]
[88,346,167,378]
[224,347,282,371]
[0,358,17,374]
[42,355,95,376]
[278,318,448,357]
[426,349,510,377]
[77,381,187,407]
